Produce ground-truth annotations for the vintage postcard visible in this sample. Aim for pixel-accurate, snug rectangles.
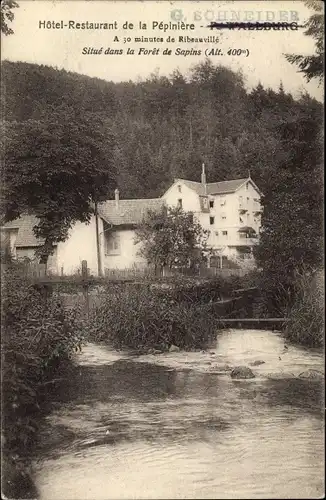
[1,1,324,499]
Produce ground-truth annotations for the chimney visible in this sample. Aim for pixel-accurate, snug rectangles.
[201,163,207,195]
[114,188,119,210]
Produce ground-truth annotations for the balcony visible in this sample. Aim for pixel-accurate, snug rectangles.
[234,238,258,247]
[236,226,258,246]
[238,204,248,213]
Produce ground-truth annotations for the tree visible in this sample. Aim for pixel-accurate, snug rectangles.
[285,0,324,84]
[1,0,19,35]
[1,107,116,262]
[135,206,209,272]
[254,94,323,314]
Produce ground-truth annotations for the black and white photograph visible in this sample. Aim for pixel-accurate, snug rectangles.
[1,1,324,498]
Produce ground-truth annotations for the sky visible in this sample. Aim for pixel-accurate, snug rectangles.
[1,0,323,100]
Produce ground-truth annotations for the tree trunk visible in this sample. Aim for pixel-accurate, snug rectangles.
[38,237,55,270]
[39,253,48,264]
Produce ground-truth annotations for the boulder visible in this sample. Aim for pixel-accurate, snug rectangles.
[249,360,265,366]
[230,366,255,379]
[298,369,323,379]
[169,344,180,353]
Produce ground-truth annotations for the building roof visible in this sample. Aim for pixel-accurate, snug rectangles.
[1,215,45,247]
[98,198,165,226]
[175,178,250,196]
[0,199,165,249]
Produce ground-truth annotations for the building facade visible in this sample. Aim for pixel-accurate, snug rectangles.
[1,192,164,276]
[162,165,263,266]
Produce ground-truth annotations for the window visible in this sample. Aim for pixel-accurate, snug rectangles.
[209,216,215,225]
[105,234,121,255]
[203,198,208,208]
[178,185,182,193]
[222,230,228,236]
[215,231,219,236]
[247,197,250,202]
[246,183,249,190]
[209,200,214,209]
[220,196,226,206]
[177,198,182,209]
[239,216,243,223]
[221,212,226,220]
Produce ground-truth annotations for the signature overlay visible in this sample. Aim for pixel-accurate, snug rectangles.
[206,22,304,30]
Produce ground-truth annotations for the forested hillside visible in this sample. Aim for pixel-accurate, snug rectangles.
[1,59,322,200]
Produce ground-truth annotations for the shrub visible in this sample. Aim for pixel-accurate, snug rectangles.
[1,263,86,498]
[88,283,217,351]
[284,269,324,348]
[150,272,260,305]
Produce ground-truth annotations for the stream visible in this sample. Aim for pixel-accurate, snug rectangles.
[33,329,324,499]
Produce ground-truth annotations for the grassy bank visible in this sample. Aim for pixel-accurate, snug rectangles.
[1,263,86,499]
[284,270,324,348]
[88,281,219,352]
[87,272,262,351]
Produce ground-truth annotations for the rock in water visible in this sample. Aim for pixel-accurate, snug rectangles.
[230,366,255,379]
[298,369,323,379]
[169,344,180,353]
[249,360,265,366]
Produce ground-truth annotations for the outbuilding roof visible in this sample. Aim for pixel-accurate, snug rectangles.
[2,215,45,247]
[98,198,165,226]
[1,198,165,249]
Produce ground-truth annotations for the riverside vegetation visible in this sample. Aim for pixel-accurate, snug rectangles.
[88,273,259,352]
[87,270,323,351]
[1,261,86,499]
[88,282,216,352]
[284,269,324,348]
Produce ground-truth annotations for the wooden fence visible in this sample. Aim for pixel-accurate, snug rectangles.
[4,260,250,280]
[105,266,248,280]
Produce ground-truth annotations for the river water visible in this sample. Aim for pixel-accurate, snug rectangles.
[34,329,324,499]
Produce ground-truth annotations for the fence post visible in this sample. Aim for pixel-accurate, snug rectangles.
[81,260,89,318]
